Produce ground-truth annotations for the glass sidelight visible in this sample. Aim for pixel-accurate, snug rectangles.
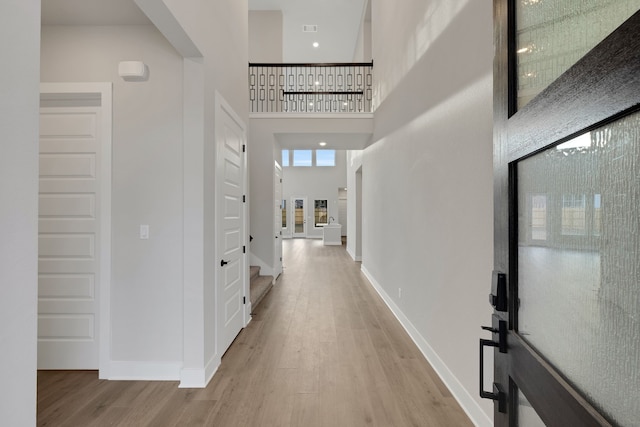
[516,112,640,426]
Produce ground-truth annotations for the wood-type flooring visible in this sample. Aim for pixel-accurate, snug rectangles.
[37,238,473,427]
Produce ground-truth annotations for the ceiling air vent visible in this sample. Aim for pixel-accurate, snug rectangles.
[303,25,318,33]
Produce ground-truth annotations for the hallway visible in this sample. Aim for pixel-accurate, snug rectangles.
[37,239,472,426]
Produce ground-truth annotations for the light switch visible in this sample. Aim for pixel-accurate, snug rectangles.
[140,224,149,239]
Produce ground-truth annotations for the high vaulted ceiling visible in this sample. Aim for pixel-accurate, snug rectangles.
[40,0,373,150]
[249,0,367,62]
[41,0,151,25]
[42,0,367,63]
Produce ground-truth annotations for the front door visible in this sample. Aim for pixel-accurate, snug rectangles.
[216,96,247,354]
[38,104,102,369]
[292,197,307,238]
[488,3,640,425]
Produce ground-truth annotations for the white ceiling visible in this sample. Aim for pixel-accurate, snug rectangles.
[41,0,367,65]
[250,0,367,62]
[276,132,371,150]
[41,0,151,25]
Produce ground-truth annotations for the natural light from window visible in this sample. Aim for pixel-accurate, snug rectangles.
[293,150,313,167]
[316,149,336,166]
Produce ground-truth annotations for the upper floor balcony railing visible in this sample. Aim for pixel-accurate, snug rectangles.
[249,62,373,114]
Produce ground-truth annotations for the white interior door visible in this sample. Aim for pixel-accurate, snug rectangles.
[38,105,101,369]
[292,197,307,238]
[216,97,247,354]
[274,163,283,278]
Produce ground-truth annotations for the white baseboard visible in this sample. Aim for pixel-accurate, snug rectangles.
[346,246,361,261]
[179,353,221,388]
[109,360,182,381]
[360,265,492,427]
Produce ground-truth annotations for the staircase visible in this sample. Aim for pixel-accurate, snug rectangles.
[250,266,273,310]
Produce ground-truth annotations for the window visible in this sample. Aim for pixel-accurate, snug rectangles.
[293,150,312,167]
[281,199,287,228]
[282,150,289,167]
[314,200,328,226]
[316,149,336,166]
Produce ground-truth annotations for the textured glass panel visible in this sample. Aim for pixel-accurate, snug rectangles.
[517,111,640,426]
[516,0,640,109]
[517,389,546,427]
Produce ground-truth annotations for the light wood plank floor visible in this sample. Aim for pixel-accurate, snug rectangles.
[38,239,472,426]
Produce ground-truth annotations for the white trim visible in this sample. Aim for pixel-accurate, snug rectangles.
[179,353,220,388]
[40,82,113,379]
[110,361,182,381]
[346,247,362,261]
[360,265,493,427]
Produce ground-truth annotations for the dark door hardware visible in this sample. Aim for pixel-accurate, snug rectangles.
[479,338,506,413]
[490,271,507,312]
[220,259,229,267]
[482,319,507,354]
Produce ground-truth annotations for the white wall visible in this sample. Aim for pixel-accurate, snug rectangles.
[361,0,494,425]
[156,0,249,376]
[249,126,277,274]
[0,2,40,425]
[41,25,185,373]
[346,150,363,260]
[249,11,283,62]
[283,151,347,239]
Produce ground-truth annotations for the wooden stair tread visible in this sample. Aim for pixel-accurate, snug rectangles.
[249,266,273,309]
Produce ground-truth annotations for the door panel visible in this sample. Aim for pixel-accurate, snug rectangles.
[38,107,101,369]
[217,99,246,354]
[491,3,640,425]
[292,197,307,237]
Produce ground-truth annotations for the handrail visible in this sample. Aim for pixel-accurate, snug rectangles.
[249,61,373,67]
[248,62,373,113]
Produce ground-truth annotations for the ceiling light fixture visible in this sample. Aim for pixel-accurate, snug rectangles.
[319,141,327,147]
[313,42,319,48]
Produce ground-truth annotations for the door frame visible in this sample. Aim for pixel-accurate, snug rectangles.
[274,161,283,278]
[491,3,640,425]
[40,82,112,378]
[291,196,307,238]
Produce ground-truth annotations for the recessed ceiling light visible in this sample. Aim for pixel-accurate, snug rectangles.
[313,42,319,48]
[309,102,314,106]
[319,141,327,146]
[315,81,320,85]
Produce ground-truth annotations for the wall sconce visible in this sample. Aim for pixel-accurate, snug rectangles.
[118,61,149,82]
